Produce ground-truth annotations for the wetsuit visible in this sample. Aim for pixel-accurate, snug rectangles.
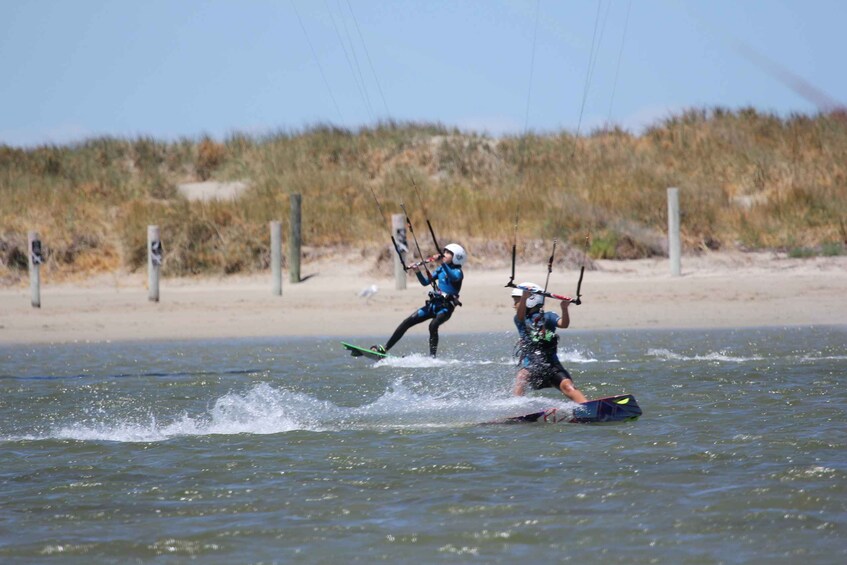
[514,309,572,390]
[384,262,463,356]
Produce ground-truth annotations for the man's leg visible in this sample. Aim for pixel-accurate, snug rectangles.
[559,378,587,403]
[384,310,426,351]
[427,309,453,357]
[513,368,531,396]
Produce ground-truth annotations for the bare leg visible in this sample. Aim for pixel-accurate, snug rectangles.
[559,378,587,403]
[513,368,530,396]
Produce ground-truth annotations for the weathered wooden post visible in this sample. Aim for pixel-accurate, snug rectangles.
[392,213,407,290]
[289,193,301,283]
[147,225,162,302]
[667,187,681,277]
[28,231,43,308]
[270,220,282,296]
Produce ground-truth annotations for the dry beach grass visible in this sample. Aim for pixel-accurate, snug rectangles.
[2,110,846,285]
[3,111,845,346]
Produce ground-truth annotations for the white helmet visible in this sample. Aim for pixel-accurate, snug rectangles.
[525,291,545,310]
[511,282,540,297]
[443,243,467,266]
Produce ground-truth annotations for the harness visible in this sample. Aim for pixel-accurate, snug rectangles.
[428,289,462,308]
[517,311,558,360]
[426,263,463,307]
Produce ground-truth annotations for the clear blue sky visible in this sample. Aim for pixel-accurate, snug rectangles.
[1,0,844,147]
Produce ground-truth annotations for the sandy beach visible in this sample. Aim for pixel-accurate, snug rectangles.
[1,250,845,346]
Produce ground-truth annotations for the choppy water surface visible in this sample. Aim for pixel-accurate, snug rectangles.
[1,326,845,563]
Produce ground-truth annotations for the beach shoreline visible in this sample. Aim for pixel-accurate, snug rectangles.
[2,251,846,346]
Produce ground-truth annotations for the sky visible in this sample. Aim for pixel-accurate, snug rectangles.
[1,0,845,148]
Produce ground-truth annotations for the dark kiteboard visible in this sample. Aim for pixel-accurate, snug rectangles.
[342,342,389,361]
[497,394,642,424]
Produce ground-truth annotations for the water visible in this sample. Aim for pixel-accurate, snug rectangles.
[1,326,845,564]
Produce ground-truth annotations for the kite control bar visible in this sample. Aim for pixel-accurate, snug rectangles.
[506,282,581,305]
[408,253,442,270]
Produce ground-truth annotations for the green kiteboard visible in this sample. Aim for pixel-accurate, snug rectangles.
[341,342,390,361]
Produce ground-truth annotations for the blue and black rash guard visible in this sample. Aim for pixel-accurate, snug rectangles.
[416,263,463,299]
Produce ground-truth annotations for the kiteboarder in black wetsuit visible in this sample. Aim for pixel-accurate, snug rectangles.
[372,243,466,358]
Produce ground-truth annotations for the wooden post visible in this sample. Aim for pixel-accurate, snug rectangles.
[28,231,42,308]
[289,193,301,283]
[392,213,407,290]
[270,220,282,296]
[147,225,162,302]
[667,187,681,277]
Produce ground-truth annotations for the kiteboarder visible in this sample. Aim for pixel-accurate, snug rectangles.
[511,283,587,403]
[371,243,466,357]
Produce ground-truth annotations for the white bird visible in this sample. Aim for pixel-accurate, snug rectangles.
[358,284,379,302]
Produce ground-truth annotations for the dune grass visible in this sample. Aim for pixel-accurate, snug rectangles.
[1,108,845,281]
